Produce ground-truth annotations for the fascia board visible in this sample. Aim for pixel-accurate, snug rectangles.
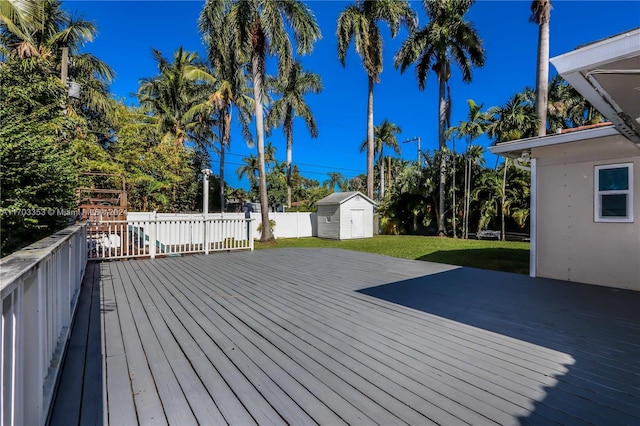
[550,29,640,74]
[489,126,620,157]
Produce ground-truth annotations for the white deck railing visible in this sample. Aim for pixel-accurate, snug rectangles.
[0,224,87,426]
[0,217,252,425]
[87,217,254,260]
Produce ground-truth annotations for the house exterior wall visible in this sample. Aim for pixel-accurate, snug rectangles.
[533,135,640,290]
[338,196,374,239]
[317,205,341,239]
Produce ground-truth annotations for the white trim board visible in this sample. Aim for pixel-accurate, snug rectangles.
[489,125,621,158]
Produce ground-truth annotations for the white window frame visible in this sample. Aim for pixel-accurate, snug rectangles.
[325,212,332,223]
[594,162,633,223]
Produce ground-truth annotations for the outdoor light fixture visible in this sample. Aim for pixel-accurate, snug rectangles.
[68,81,81,99]
[201,169,213,254]
[514,152,531,172]
[202,169,212,216]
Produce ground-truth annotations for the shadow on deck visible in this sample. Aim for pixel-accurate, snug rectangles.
[359,267,640,424]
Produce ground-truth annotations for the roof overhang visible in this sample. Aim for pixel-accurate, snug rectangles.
[316,191,377,207]
[550,28,640,145]
[489,125,620,158]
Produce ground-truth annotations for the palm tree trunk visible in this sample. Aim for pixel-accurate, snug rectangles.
[366,76,375,200]
[252,53,273,242]
[438,73,447,236]
[451,142,457,238]
[501,158,508,241]
[219,118,227,213]
[387,156,391,193]
[465,156,472,239]
[219,141,225,212]
[379,150,385,200]
[462,158,468,238]
[535,5,550,137]
[286,111,293,208]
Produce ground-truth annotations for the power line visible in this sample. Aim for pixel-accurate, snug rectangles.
[208,159,363,179]
[221,151,365,173]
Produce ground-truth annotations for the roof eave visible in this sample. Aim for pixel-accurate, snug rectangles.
[489,125,621,158]
[550,28,640,145]
[316,191,378,207]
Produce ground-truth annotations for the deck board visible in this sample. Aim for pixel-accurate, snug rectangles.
[169,256,503,425]
[49,262,100,426]
[51,248,640,425]
[101,262,139,426]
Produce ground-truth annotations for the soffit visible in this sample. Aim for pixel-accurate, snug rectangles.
[551,29,640,145]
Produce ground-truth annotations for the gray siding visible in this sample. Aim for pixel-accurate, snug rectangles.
[317,192,376,240]
[317,205,340,239]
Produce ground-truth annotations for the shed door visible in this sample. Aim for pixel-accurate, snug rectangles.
[351,209,365,238]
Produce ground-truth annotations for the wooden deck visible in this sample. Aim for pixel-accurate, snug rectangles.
[49,248,640,425]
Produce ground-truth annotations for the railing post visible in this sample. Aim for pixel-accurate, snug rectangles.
[203,217,209,255]
[248,219,254,251]
[149,211,157,259]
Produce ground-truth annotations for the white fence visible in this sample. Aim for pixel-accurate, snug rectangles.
[0,224,87,426]
[88,216,254,260]
[128,211,318,240]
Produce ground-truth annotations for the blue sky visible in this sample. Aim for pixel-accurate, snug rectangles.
[71,0,640,190]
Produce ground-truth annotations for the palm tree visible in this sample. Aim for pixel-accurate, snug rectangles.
[447,99,490,238]
[359,119,401,199]
[487,92,538,240]
[138,48,213,149]
[0,0,114,121]
[199,0,252,212]
[395,0,485,236]
[337,0,416,200]
[544,75,604,131]
[138,48,215,207]
[182,63,252,212]
[531,0,551,136]
[237,154,260,190]
[463,144,485,236]
[488,92,538,144]
[266,61,322,208]
[472,170,501,233]
[324,172,346,192]
[225,0,320,242]
[0,0,40,50]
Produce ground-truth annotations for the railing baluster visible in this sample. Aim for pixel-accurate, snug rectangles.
[84,216,255,260]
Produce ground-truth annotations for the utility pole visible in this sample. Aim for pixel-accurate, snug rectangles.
[60,46,81,99]
[61,46,69,84]
[402,137,421,167]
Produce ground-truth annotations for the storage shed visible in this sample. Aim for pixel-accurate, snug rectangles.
[316,191,377,240]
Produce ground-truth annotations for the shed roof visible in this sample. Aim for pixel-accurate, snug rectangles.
[316,191,376,206]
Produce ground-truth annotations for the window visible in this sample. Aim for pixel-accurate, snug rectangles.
[594,163,633,222]
[325,212,332,223]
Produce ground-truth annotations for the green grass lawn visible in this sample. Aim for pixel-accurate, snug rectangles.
[256,235,530,274]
